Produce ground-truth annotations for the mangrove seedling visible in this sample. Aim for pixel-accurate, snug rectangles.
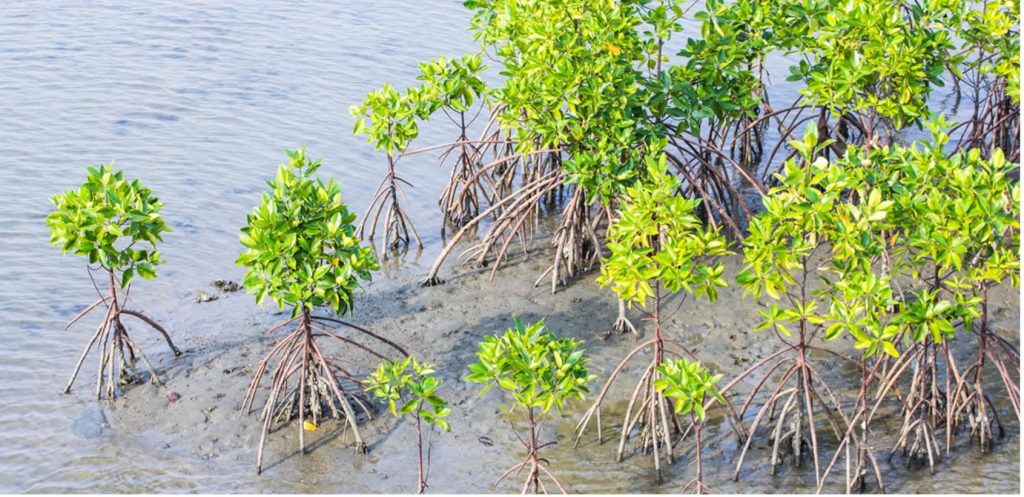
[47,164,181,400]
[466,317,594,494]
[237,148,407,474]
[654,358,723,494]
[730,127,884,486]
[365,356,452,494]
[351,84,424,257]
[575,155,732,481]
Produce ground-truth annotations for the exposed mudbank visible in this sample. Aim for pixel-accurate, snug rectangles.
[64,252,1021,493]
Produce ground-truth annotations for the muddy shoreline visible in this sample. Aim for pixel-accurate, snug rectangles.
[40,251,1020,494]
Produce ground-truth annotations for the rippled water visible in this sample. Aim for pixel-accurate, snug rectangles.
[0,0,477,491]
[0,1,1017,493]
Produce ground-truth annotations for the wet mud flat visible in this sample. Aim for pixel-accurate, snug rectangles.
[47,252,1020,493]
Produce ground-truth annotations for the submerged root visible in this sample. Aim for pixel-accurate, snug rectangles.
[885,341,946,472]
[947,331,1016,453]
[575,336,692,482]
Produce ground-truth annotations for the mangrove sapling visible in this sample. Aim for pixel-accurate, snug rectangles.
[914,149,1020,453]
[351,85,425,256]
[47,164,181,400]
[575,155,732,481]
[365,356,452,494]
[858,130,1021,460]
[409,55,490,230]
[237,148,407,474]
[728,127,904,486]
[653,358,724,494]
[466,317,595,494]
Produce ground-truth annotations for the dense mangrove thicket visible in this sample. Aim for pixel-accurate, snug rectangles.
[41,0,1018,493]
[352,0,1020,493]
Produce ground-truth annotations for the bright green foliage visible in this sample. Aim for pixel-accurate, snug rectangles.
[415,54,488,115]
[655,0,779,133]
[787,0,957,128]
[366,356,452,432]
[46,164,169,288]
[236,148,379,316]
[653,358,723,421]
[466,0,656,203]
[853,118,1020,345]
[351,84,421,156]
[599,153,730,306]
[958,0,1020,103]
[352,55,487,154]
[740,119,1020,359]
[736,125,903,358]
[466,317,595,414]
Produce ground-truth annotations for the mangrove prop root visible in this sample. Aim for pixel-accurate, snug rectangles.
[575,288,719,482]
[63,269,180,400]
[609,298,638,338]
[244,311,406,474]
[730,341,847,488]
[818,359,886,494]
[886,340,946,472]
[947,317,1018,452]
[496,408,567,495]
[536,186,601,294]
[358,152,423,258]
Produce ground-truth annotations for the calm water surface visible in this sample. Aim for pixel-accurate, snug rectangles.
[0,0,1016,493]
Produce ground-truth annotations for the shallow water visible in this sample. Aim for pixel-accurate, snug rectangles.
[0,0,1018,494]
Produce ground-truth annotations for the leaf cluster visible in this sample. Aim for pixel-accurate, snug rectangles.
[366,356,452,432]
[738,120,1019,359]
[236,148,379,316]
[466,317,595,414]
[787,0,957,128]
[466,0,657,203]
[599,153,730,307]
[855,117,1020,345]
[46,163,169,288]
[653,358,723,422]
[352,55,488,155]
[736,125,903,357]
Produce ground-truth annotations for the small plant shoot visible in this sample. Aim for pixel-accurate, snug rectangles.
[654,358,723,494]
[365,357,451,494]
[467,317,594,494]
[237,148,407,474]
[47,164,181,400]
